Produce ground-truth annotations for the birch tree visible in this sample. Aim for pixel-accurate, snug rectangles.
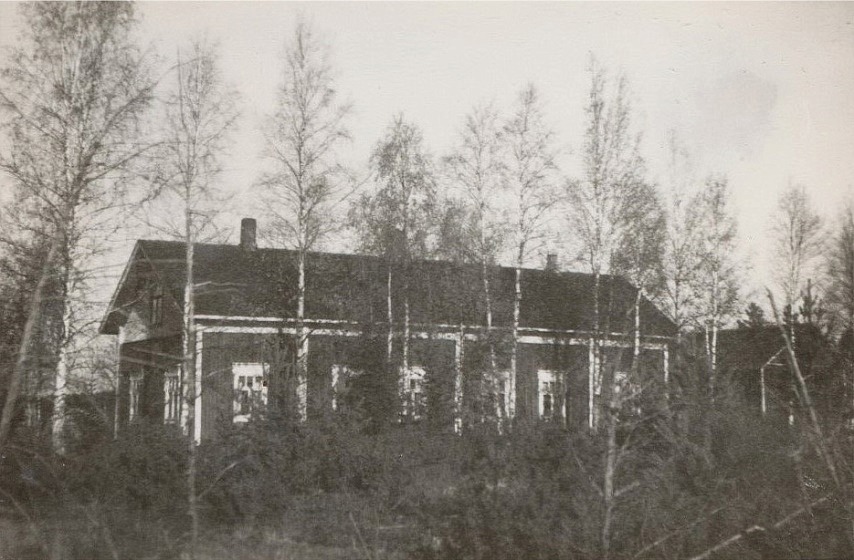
[566,60,645,428]
[660,132,703,337]
[0,2,155,453]
[504,84,557,422]
[350,115,436,419]
[150,38,238,558]
[693,176,739,377]
[260,20,351,421]
[771,182,823,344]
[611,181,666,360]
[444,103,508,418]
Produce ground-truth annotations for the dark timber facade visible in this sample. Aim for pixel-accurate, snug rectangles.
[100,220,677,441]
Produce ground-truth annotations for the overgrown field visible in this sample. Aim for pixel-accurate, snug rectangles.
[1,387,852,560]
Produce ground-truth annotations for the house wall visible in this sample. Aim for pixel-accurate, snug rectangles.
[117,336,180,431]
[116,325,668,440]
[200,332,272,438]
[199,331,460,438]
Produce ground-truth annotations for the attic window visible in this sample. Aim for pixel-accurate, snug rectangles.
[233,362,268,423]
[150,284,163,326]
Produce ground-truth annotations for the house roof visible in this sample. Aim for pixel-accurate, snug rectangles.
[100,239,677,338]
[712,324,824,373]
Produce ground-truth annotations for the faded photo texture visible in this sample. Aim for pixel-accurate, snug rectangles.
[0,2,852,559]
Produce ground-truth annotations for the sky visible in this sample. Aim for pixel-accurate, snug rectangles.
[1,1,853,306]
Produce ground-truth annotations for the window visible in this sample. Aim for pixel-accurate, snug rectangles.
[150,284,163,326]
[233,362,268,423]
[613,369,642,414]
[331,364,361,411]
[401,366,426,421]
[129,373,142,421]
[164,372,181,424]
[538,370,565,420]
[489,371,512,420]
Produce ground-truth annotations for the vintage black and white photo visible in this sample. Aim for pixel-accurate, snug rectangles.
[0,2,852,558]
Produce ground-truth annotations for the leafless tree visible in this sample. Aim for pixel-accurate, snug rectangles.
[659,132,703,338]
[504,84,557,422]
[444,103,508,418]
[350,115,436,417]
[771,182,824,345]
[611,180,666,361]
[259,19,352,420]
[692,176,740,377]
[566,59,645,429]
[149,38,238,559]
[0,3,156,453]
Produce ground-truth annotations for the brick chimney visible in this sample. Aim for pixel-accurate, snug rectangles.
[545,252,558,272]
[240,218,257,251]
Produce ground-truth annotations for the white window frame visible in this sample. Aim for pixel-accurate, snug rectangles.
[331,364,362,411]
[537,369,565,420]
[129,372,143,421]
[489,370,512,420]
[232,362,269,423]
[401,366,426,420]
[163,370,181,424]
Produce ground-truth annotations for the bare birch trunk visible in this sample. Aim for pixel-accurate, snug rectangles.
[602,393,618,560]
[510,246,524,423]
[590,270,601,430]
[633,288,642,364]
[183,207,199,560]
[296,247,307,420]
[455,323,464,433]
[401,254,411,419]
[52,262,74,454]
[403,296,410,371]
[482,257,501,418]
[387,266,394,361]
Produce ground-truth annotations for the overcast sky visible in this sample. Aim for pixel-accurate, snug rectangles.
[1,1,853,303]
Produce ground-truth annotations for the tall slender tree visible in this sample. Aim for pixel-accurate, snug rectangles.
[444,103,508,418]
[660,132,703,338]
[566,59,645,429]
[350,115,436,419]
[151,38,238,558]
[693,176,739,377]
[0,3,156,452]
[260,20,351,420]
[504,84,557,423]
[771,182,824,345]
[611,180,666,361]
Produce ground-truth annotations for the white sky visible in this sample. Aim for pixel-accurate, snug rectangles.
[1,1,853,305]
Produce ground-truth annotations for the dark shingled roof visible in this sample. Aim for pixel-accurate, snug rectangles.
[100,239,677,338]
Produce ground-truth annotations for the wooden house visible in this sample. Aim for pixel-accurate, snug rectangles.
[99,219,677,440]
